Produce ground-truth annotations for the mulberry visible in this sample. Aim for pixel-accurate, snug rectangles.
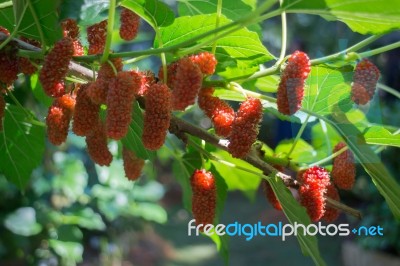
[228,97,262,158]
[0,26,10,35]
[262,180,282,211]
[158,61,179,89]
[351,59,380,105]
[0,42,18,89]
[332,142,356,190]
[85,121,112,166]
[298,166,330,222]
[122,147,145,181]
[39,37,74,97]
[191,169,216,230]
[322,184,340,222]
[61,18,80,39]
[119,7,140,41]
[0,94,5,131]
[189,52,217,75]
[18,37,41,75]
[142,83,172,150]
[87,20,107,55]
[106,71,141,140]
[72,84,100,136]
[198,88,234,137]
[135,70,156,97]
[171,58,203,110]
[277,51,311,115]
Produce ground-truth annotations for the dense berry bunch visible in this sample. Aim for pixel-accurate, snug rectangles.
[46,94,76,145]
[322,184,340,222]
[119,7,140,41]
[228,97,262,158]
[262,180,282,211]
[298,166,331,222]
[72,84,100,136]
[122,147,145,181]
[39,37,74,97]
[351,59,380,105]
[332,142,356,190]
[0,94,5,131]
[18,37,41,75]
[85,121,112,166]
[277,51,311,115]
[106,71,140,140]
[158,61,179,88]
[87,20,107,55]
[198,88,235,137]
[0,40,18,89]
[142,83,172,150]
[191,169,216,230]
[189,52,217,75]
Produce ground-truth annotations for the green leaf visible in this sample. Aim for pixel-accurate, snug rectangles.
[62,208,106,230]
[30,74,52,107]
[78,0,109,26]
[268,176,326,266]
[4,207,42,236]
[49,240,83,263]
[363,126,400,148]
[208,229,230,265]
[0,104,45,189]
[311,121,342,156]
[121,0,175,28]
[275,139,317,163]
[253,75,280,93]
[282,0,400,35]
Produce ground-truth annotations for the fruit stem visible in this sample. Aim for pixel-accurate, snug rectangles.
[101,0,117,63]
[277,0,287,65]
[211,0,223,55]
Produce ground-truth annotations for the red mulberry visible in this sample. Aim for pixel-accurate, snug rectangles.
[262,180,282,211]
[322,184,340,222]
[18,37,41,75]
[298,166,330,222]
[277,51,311,115]
[198,88,234,137]
[189,52,217,75]
[171,58,203,110]
[119,7,140,41]
[106,71,141,140]
[0,42,18,89]
[0,26,10,35]
[0,94,5,131]
[191,169,216,231]
[332,142,356,190]
[39,37,74,97]
[158,61,179,89]
[87,20,107,55]
[122,147,145,181]
[46,94,76,145]
[351,59,380,105]
[228,97,262,158]
[135,70,156,97]
[61,18,80,39]
[86,121,112,166]
[72,84,100,136]
[142,83,172,150]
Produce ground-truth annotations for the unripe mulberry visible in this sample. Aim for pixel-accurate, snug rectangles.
[298,166,330,222]
[228,97,262,158]
[189,52,217,75]
[39,37,74,97]
[0,94,5,131]
[106,71,141,140]
[142,83,172,150]
[0,42,18,89]
[198,88,234,137]
[158,61,179,89]
[46,94,76,145]
[119,7,140,41]
[332,142,356,190]
[87,20,107,55]
[171,58,203,110]
[18,37,41,75]
[72,84,100,136]
[122,147,145,181]
[85,121,112,166]
[262,180,282,211]
[351,59,380,105]
[191,169,216,230]
[322,184,340,222]
[277,51,311,115]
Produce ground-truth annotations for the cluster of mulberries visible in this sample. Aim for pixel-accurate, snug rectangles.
[322,184,340,222]
[122,147,145,181]
[351,59,380,105]
[189,52,217,75]
[228,97,262,158]
[18,37,41,75]
[72,84,100,136]
[0,94,5,131]
[85,121,112,166]
[191,169,216,230]
[39,37,74,97]
[158,61,179,88]
[198,88,235,137]
[87,20,107,55]
[61,18,84,56]
[332,142,356,190]
[119,7,140,41]
[277,51,311,115]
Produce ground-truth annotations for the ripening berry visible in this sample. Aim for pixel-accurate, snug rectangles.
[122,147,145,181]
[322,184,340,222]
[135,70,156,97]
[228,97,262,158]
[171,58,203,110]
[119,7,140,41]
[0,26,10,35]
[39,37,74,97]
[158,61,179,89]
[87,20,107,55]
[0,42,18,89]
[46,94,76,145]
[298,166,330,222]
[332,142,356,190]
[198,88,235,137]
[106,71,141,140]
[189,52,217,75]
[277,51,311,115]
[18,37,41,75]
[85,121,112,166]
[72,84,100,136]
[142,83,172,150]
[262,180,282,211]
[61,18,80,39]
[351,59,380,105]
[0,94,5,131]
[98,58,123,79]
[191,169,216,230]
